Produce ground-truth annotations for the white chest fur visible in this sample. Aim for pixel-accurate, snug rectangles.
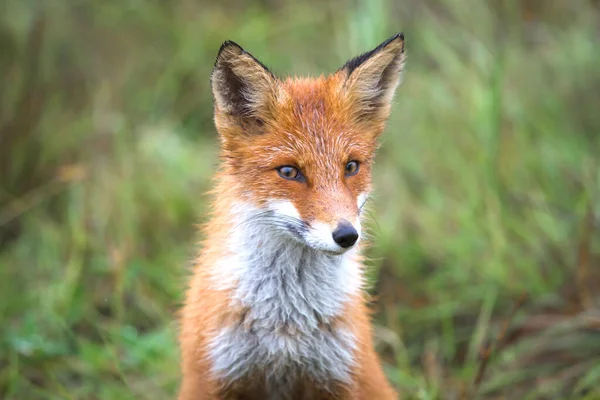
[208,206,362,395]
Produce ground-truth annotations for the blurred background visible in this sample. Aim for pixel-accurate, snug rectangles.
[1,0,600,399]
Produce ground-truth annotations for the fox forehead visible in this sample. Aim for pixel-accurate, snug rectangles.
[278,75,366,140]
[246,77,379,168]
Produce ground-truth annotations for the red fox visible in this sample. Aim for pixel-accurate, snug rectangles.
[178,33,406,400]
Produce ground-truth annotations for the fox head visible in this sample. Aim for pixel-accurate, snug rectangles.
[211,34,405,255]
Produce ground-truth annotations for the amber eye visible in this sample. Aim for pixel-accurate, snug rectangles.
[345,161,360,176]
[277,166,301,180]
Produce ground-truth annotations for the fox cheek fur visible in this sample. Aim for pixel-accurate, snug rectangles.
[178,33,405,400]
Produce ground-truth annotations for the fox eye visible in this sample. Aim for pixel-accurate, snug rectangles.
[277,166,301,180]
[345,161,360,176]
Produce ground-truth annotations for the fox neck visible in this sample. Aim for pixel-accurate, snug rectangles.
[214,201,364,324]
[209,201,363,388]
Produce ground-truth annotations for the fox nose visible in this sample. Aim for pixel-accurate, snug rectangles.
[332,221,359,249]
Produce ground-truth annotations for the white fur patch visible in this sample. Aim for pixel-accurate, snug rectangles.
[268,199,301,220]
[304,221,346,254]
[357,192,368,210]
[208,202,362,394]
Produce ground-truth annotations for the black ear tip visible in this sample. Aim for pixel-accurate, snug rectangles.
[385,32,405,47]
[380,32,405,54]
[221,40,243,50]
[340,32,406,75]
[216,40,244,61]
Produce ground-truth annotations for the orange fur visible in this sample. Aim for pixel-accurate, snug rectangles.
[179,34,405,400]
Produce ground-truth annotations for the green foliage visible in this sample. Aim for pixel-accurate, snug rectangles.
[1,0,599,398]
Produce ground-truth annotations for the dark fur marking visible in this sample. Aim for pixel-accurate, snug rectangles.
[268,248,282,269]
[217,62,253,116]
[297,247,307,288]
[215,40,275,78]
[340,32,404,76]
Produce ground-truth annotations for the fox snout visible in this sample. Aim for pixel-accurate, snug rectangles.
[302,217,362,254]
[332,220,359,249]
[265,199,362,254]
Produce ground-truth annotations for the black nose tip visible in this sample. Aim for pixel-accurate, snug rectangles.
[332,222,359,249]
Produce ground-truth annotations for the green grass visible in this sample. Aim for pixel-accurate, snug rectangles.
[1,1,600,399]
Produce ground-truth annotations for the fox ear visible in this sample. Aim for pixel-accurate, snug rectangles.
[339,33,405,121]
[211,41,279,125]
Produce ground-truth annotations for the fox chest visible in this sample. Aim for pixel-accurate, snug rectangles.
[209,322,356,398]
[208,244,359,397]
